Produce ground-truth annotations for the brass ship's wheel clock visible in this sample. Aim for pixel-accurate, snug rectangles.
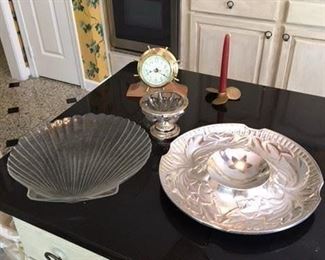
[127,47,187,97]
[138,47,179,88]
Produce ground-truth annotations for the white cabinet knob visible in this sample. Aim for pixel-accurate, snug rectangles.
[282,33,290,42]
[226,1,234,9]
[265,31,273,39]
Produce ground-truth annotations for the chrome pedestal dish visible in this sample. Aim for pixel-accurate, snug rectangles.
[7,114,152,203]
[140,91,188,140]
[159,124,323,234]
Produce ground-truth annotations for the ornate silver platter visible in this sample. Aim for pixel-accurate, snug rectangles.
[159,124,323,234]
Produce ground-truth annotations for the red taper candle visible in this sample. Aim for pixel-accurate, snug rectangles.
[219,34,230,93]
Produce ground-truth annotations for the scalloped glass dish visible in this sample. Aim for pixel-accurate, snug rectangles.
[7,114,152,203]
[159,123,323,234]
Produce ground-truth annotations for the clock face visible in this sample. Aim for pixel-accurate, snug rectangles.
[140,55,172,87]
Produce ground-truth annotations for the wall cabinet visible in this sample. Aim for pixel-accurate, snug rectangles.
[181,0,325,97]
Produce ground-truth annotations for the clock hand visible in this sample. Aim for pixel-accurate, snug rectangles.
[158,72,168,78]
[148,68,168,77]
[148,69,158,74]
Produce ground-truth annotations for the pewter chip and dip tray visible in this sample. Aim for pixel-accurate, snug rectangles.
[159,124,323,234]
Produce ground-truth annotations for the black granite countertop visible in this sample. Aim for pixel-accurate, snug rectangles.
[0,62,324,260]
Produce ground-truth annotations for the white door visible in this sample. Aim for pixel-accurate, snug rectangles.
[15,0,81,85]
[188,14,277,86]
[275,26,325,97]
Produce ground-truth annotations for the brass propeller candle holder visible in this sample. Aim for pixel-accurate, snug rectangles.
[206,34,241,105]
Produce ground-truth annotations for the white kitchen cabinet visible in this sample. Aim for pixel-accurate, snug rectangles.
[286,1,325,28]
[275,26,325,97]
[180,0,325,96]
[13,218,109,260]
[188,13,278,86]
[190,0,280,21]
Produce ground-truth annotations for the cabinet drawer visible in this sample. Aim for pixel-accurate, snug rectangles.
[190,0,280,21]
[13,218,108,260]
[286,1,325,28]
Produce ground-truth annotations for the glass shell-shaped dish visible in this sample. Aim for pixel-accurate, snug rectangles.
[159,124,323,234]
[7,114,152,203]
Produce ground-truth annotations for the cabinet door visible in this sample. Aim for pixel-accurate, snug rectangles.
[275,27,325,97]
[14,218,109,260]
[189,14,277,85]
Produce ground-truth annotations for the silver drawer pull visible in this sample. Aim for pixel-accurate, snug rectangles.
[265,31,273,39]
[44,252,62,260]
[282,33,290,41]
[227,0,234,9]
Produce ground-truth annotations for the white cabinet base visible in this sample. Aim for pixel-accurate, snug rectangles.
[13,218,109,260]
[275,26,325,97]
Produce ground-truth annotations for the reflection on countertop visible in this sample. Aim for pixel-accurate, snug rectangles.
[0,62,324,260]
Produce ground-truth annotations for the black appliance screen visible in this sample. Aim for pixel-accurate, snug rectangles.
[112,0,171,46]
[125,0,162,29]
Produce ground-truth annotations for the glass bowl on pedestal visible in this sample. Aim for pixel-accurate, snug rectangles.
[140,91,188,140]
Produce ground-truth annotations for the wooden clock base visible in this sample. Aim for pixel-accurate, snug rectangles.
[126,81,188,97]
